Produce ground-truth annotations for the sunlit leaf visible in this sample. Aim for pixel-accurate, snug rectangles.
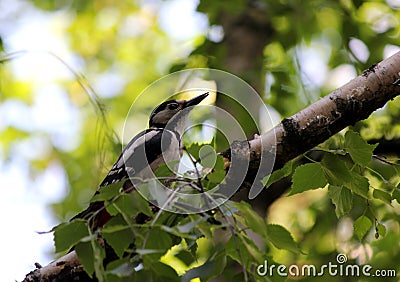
[354,215,372,241]
[376,223,387,238]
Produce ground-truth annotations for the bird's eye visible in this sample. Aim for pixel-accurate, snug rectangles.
[168,103,179,110]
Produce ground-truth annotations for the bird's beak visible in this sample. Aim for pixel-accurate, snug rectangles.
[183,92,209,108]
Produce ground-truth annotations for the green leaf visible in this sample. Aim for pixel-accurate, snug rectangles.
[131,270,154,281]
[91,182,123,202]
[102,215,134,258]
[354,215,372,241]
[393,189,400,204]
[148,261,180,281]
[225,234,265,269]
[321,154,353,185]
[240,236,265,264]
[204,155,226,185]
[110,191,152,218]
[142,227,173,262]
[266,224,299,253]
[214,154,225,170]
[53,219,90,253]
[321,154,369,199]
[131,261,180,281]
[199,144,217,168]
[154,160,180,177]
[207,170,225,183]
[290,163,327,195]
[376,223,387,238]
[161,217,205,240]
[346,172,370,199]
[186,142,202,161]
[175,250,196,266]
[372,189,392,205]
[225,236,249,267]
[75,241,95,277]
[262,160,293,188]
[327,185,353,217]
[233,201,267,238]
[106,259,134,278]
[181,251,226,282]
[344,130,377,167]
[75,240,105,278]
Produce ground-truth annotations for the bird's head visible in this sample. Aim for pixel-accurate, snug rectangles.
[149,93,209,132]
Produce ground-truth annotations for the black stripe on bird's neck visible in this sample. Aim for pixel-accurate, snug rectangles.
[150,122,167,128]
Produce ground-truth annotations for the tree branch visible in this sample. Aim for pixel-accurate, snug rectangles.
[23,51,400,282]
[249,52,400,168]
[22,251,93,282]
[234,51,400,201]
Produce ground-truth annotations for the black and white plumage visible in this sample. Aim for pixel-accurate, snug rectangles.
[98,128,167,187]
[72,93,209,227]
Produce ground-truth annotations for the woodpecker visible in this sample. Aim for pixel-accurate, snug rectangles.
[72,93,209,228]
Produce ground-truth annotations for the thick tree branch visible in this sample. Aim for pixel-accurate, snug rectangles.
[235,51,400,202]
[22,251,92,282]
[23,52,400,282]
[248,52,400,169]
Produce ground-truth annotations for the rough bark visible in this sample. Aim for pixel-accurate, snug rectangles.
[22,251,93,282]
[248,57,400,169]
[23,51,400,282]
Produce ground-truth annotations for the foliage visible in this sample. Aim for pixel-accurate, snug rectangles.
[1,0,400,281]
[53,135,399,280]
[54,141,299,281]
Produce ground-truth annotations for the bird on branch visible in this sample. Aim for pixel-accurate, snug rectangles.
[71,93,209,229]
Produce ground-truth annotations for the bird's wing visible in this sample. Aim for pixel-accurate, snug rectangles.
[71,128,177,226]
[99,128,165,187]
